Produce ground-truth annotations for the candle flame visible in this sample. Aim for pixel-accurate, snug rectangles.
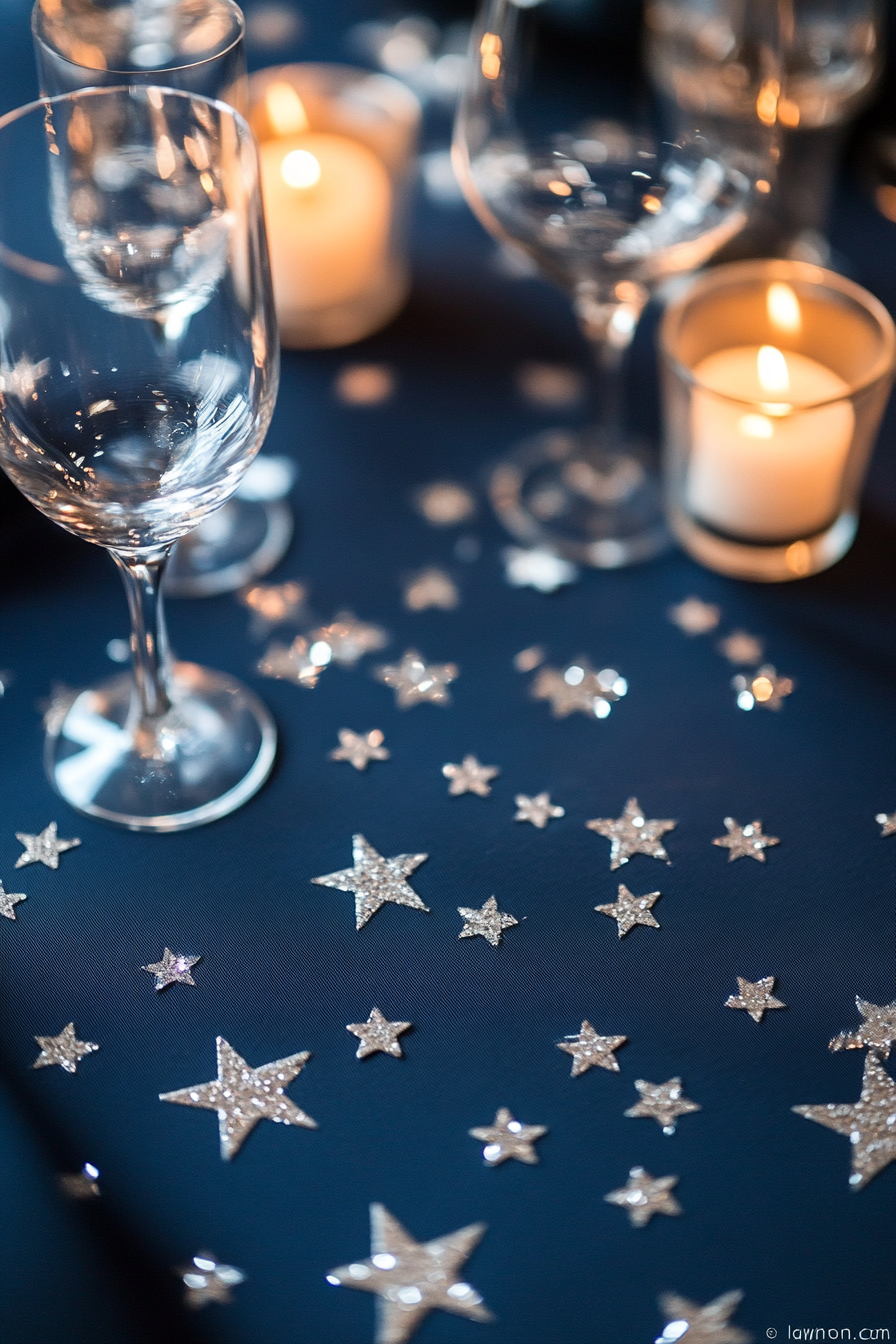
[767,282,801,334]
[757,344,790,394]
[266,82,310,136]
[738,413,774,439]
[281,148,321,190]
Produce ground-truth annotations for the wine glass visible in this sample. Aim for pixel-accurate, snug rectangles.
[33,0,296,598]
[0,87,279,831]
[453,0,778,567]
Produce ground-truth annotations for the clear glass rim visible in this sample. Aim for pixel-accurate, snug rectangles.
[31,0,245,79]
[0,82,253,143]
[660,258,896,411]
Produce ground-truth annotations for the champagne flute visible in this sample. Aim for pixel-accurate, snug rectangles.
[0,87,279,830]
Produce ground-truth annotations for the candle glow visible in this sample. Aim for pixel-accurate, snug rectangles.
[281,148,321,189]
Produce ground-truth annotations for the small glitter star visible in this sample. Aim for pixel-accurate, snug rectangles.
[469,1107,547,1165]
[257,636,328,688]
[15,822,80,870]
[713,817,780,862]
[159,1036,316,1160]
[179,1251,246,1308]
[514,793,565,828]
[876,810,896,838]
[503,546,579,592]
[733,664,794,711]
[58,1163,100,1199]
[586,797,675,870]
[33,1023,99,1073]
[309,612,389,667]
[725,975,787,1022]
[329,728,390,771]
[442,755,499,797]
[624,1078,702,1134]
[557,1021,627,1075]
[403,567,460,612]
[0,881,26,920]
[829,997,896,1058]
[312,835,429,929]
[238,580,308,636]
[142,948,201,990]
[793,1050,896,1189]
[413,480,476,525]
[375,650,458,709]
[656,1290,750,1344]
[668,596,720,634]
[457,895,518,947]
[718,630,764,664]
[604,1167,681,1226]
[326,1203,493,1344]
[532,660,626,719]
[595,883,661,937]
[347,1008,412,1059]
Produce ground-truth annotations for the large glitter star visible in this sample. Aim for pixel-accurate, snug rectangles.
[625,1077,702,1134]
[257,637,328,688]
[793,1051,896,1189]
[514,792,565,828]
[586,798,675,870]
[142,948,201,990]
[604,1167,681,1226]
[0,881,26,920]
[309,612,389,667]
[667,596,720,634]
[829,997,896,1058]
[876,810,896,837]
[403,567,460,612]
[733,664,794,711]
[469,1107,547,1165]
[531,659,627,720]
[312,835,429,930]
[656,1289,750,1344]
[595,883,661,937]
[179,1251,246,1308]
[159,1036,316,1160]
[330,728,390,771]
[442,755,499,797]
[15,822,80,870]
[725,976,786,1022]
[557,1021,627,1075]
[375,650,458,709]
[33,1023,99,1073]
[457,896,518,947]
[713,817,780,862]
[347,1008,412,1059]
[326,1203,493,1344]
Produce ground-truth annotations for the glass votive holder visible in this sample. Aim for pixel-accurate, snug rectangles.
[660,259,895,580]
[247,64,421,349]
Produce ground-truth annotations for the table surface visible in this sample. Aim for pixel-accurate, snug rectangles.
[1,4,895,1343]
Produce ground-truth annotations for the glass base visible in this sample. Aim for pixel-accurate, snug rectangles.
[165,498,294,598]
[46,662,277,832]
[488,429,671,568]
[669,506,857,582]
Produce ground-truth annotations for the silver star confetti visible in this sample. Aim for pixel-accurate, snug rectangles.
[502,546,579,592]
[160,1036,316,1160]
[442,755,499,797]
[257,636,329,688]
[532,659,627,719]
[325,1203,493,1344]
[625,1078,702,1134]
[733,664,794,711]
[604,1167,681,1226]
[725,976,786,1022]
[330,729,390,771]
[58,1163,100,1199]
[458,896,518,947]
[142,948,201,990]
[33,1023,99,1073]
[586,798,675,870]
[0,881,26,920]
[514,793,564,828]
[713,817,780,863]
[347,1008,412,1059]
[876,810,896,838]
[412,480,476,526]
[15,822,80,870]
[595,883,661,937]
[403,567,460,612]
[469,1107,547,1165]
[829,998,896,1058]
[179,1251,246,1308]
[312,835,429,930]
[557,1021,627,1075]
[656,1289,750,1344]
[718,630,764,665]
[309,612,389,667]
[238,580,308,636]
[375,650,458,709]
[668,597,720,634]
[793,1051,896,1189]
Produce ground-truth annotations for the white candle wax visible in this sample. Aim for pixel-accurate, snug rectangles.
[687,345,854,540]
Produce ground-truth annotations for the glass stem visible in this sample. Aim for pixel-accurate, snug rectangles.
[111,550,172,720]
[574,285,642,446]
